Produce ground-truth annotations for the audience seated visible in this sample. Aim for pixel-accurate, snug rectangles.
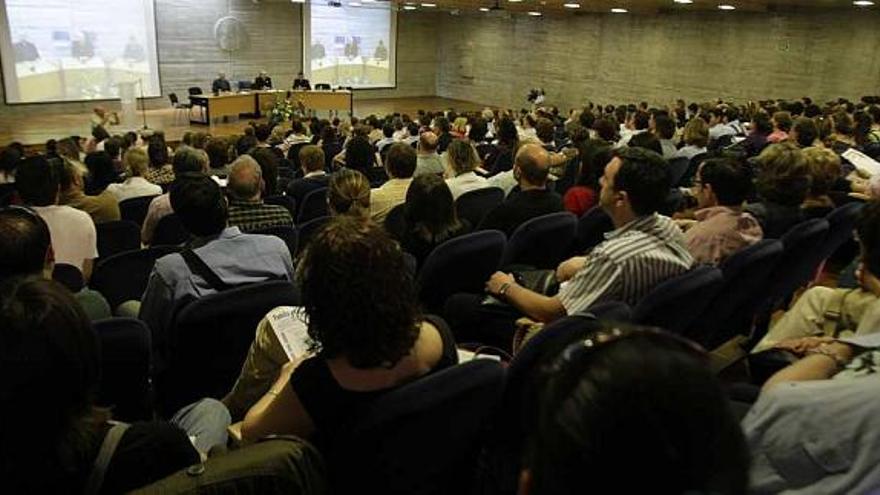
[563,144,612,217]
[790,116,820,148]
[0,276,230,493]
[327,168,371,217]
[83,150,121,194]
[286,145,329,209]
[226,155,293,232]
[0,206,110,320]
[0,144,21,184]
[521,324,747,495]
[228,217,457,431]
[708,107,737,142]
[744,142,809,239]
[752,200,880,353]
[139,174,294,368]
[343,134,377,176]
[106,148,163,202]
[800,146,841,219]
[479,143,564,236]
[205,137,232,177]
[247,147,280,197]
[415,131,444,177]
[681,158,763,265]
[16,156,99,281]
[673,117,709,160]
[743,112,773,157]
[448,147,691,348]
[653,114,678,159]
[370,143,416,222]
[145,134,174,186]
[141,146,207,245]
[445,139,489,200]
[59,157,120,224]
[768,111,792,143]
[389,173,472,267]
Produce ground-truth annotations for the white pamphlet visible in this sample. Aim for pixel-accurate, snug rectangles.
[267,306,312,361]
[842,148,880,177]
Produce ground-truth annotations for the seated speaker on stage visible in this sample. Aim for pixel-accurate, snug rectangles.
[212,72,232,94]
[254,70,272,90]
[292,71,311,90]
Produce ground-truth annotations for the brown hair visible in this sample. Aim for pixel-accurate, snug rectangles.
[328,168,370,217]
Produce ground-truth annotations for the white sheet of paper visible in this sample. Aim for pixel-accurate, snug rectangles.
[267,306,311,361]
[457,348,501,363]
[842,148,880,177]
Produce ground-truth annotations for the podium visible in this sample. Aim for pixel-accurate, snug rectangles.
[115,80,139,128]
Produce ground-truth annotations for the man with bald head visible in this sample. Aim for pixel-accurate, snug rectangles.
[479,143,563,236]
[227,155,293,232]
[415,131,444,177]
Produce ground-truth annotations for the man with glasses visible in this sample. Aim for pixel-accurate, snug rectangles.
[679,158,763,265]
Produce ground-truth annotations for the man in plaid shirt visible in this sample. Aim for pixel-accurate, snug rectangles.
[226,155,293,232]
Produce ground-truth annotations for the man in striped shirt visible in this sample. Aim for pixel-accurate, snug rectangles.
[449,147,693,349]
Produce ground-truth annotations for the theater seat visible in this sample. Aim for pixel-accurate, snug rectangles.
[252,225,298,259]
[152,214,190,246]
[90,246,181,311]
[455,187,504,228]
[155,280,300,416]
[296,188,329,223]
[93,317,153,421]
[501,212,577,269]
[96,220,142,259]
[632,265,725,335]
[417,230,506,314]
[327,359,505,495]
[119,195,159,226]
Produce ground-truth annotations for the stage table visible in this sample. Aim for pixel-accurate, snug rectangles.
[290,90,353,115]
[189,92,256,124]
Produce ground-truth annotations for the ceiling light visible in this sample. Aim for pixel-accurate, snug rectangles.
[421,2,436,6]
[854,0,875,5]
[479,6,490,11]
[349,1,362,5]
[674,0,694,3]
[528,10,542,15]
[402,4,417,9]
[290,0,305,3]
[563,2,581,7]
[718,4,736,9]
[610,7,628,13]
[508,0,524,3]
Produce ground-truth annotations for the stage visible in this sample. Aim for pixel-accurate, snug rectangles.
[0,96,489,148]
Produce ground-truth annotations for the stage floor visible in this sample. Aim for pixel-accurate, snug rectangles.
[0,96,489,147]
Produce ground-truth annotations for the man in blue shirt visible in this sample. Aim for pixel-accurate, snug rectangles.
[139,174,294,368]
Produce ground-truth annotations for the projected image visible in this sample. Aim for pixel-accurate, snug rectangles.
[306,3,395,89]
[0,0,160,103]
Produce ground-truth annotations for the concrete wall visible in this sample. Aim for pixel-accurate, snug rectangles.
[2,7,879,118]
[434,10,880,110]
[0,1,438,117]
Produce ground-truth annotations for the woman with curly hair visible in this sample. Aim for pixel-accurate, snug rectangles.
[227,216,457,435]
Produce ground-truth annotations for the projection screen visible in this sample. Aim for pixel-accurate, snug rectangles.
[0,0,161,104]
[303,1,397,89]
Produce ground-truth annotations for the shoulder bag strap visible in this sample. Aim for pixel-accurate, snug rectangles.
[83,422,131,495]
[180,249,232,292]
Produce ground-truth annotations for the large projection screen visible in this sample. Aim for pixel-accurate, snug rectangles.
[0,0,161,104]
[303,2,397,89]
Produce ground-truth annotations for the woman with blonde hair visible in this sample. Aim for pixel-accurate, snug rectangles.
[106,148,163,202]
[444,139,489,200]
[800,146,841,218]
[673,118,709,160]
[327,168,370,217]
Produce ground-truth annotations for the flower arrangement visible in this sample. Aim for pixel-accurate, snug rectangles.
[269,99,296,125]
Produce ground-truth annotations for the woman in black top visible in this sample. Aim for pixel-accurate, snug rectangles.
[241,216,457,445]
[489,117,519,176]
[0,277,230,493]
[389,174,472,267]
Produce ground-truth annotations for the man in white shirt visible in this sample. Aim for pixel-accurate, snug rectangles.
[374,124,397,153]
[16,155,98,281]
[106,148,163,202]
[617,111,650,148]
